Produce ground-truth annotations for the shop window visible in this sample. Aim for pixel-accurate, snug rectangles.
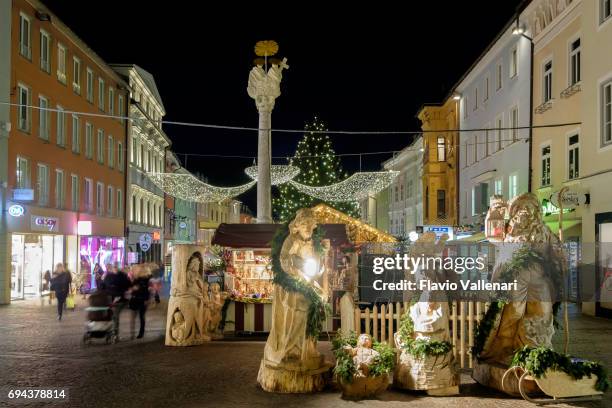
[541,145,551,186]
[569,38,581,86]
[437,189,446,219]
[568,133,580,180]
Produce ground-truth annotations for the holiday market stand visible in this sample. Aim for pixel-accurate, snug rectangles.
[211,222,350,335]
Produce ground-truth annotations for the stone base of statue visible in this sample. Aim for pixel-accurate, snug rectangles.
[257,358,332,393]
[394,349,459,395]
[472,359,539,396]
[338,374,389,399]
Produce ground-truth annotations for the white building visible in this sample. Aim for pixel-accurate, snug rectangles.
[383,136,424,237]
[457,20,532,228]
[111,65,171,265]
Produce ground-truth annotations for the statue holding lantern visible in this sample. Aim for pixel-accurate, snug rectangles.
[257,208,332,393]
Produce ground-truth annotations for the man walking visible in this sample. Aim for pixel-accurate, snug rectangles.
[103,263,132,339]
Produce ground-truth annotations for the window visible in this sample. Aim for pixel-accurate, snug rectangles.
[437,190,446,219]
[541,145,551,186]
[86,68,94,103]
[543,60,553,103]
[400,184,404,201]
[84,178,92,212]
[510,45,518,78]
[56,106,66,146]
[37,164,49,205]
[117,189,123,218]
[96,182,104,216]
[107,186,113,217]
[131,194,137,222]
[496,62,503,90]
[118,95,124,122]
[19,13,31,59]
[108,88,115,116]
[118,141,124,171]
[108,135,114,167]
[73,57,81,94]
[39,96,50,140]
[473,87,478,111]
[602,80,612,146]
[131,136,138,164]
[568,38,581,86]
[463,96,469,119]
[71,174,79,211]
[85,122,93,159]
[472,183,489,215]
[394,185,398,202]
[494,179,503,196]
[484,76,489,102]
[600,0,611,24]
[57,44,66,84]
[55,169,64,209]
[16,157,30,188]
[568,133,580,180]
[98,78,105,110]
[140,143,145,168]
[17,83,31,132]
[39,30,50,73]
[71,115,80,153]
[97,129,104,164]
[437,137,446,161]
[495,115,503,150]
[510,106,519,142]
[509,173,519,199]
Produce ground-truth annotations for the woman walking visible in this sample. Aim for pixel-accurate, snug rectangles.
[129,264,151,339]
[50,263,71,320]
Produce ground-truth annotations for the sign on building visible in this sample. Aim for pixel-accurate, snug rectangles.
[31,215,59,232]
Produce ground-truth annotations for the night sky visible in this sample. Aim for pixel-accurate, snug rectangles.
[41,1,522,210]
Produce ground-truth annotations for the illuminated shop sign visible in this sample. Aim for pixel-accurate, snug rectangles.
[8,204,25,217]
[12,188,34,201]
[31,215,59,232]
[77,221,92,235]
[423,225,454,241]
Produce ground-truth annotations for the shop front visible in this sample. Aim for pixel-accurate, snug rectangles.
[6,203,78,301]
[78,236,125,292]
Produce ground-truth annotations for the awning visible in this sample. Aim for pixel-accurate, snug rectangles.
[211,223,350,249]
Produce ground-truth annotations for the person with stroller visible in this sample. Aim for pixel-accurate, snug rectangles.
[129,264,152,339]
[102,263,131,339]
[50,263,71,320]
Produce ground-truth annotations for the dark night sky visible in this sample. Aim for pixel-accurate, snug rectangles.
[41,1,522,209]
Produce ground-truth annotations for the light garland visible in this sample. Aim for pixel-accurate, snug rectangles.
[244,165,300,185]
[147,172,255,203]
[289,171,399,202]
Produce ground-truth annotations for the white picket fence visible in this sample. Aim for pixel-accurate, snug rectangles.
[352,301,489,369]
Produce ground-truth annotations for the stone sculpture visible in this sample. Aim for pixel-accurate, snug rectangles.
[394,232,459,395]
[165,247,211,346]
[257,208,331,393]
[206,282,228,339]
[473,193,567,394]
[338,333,390,398]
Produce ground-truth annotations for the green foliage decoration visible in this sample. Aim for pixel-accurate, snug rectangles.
[332,330,395,384]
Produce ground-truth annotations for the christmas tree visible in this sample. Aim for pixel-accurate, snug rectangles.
[273,117,360,222]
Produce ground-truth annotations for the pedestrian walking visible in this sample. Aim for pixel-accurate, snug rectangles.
[93,264,104,291]
[50,263,71,320]
[103,263,132,339]
[129,264,151,339]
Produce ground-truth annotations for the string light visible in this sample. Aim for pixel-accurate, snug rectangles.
[244,165,300,185]
[147,172,255,203]
[289,171,399,202]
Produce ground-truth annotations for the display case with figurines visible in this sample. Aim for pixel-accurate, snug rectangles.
[224,249,273,302]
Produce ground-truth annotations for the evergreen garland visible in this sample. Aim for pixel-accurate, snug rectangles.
[273,117,360,222]
[332,331,395,383]
[511,346,610,392]
[472,300,505,359]
[397,305,453,358]
[270,221,329,339]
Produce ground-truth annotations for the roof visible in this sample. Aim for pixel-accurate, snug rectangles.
[110,64,165,112]
[311,204,397,243]
[211,223,350,248]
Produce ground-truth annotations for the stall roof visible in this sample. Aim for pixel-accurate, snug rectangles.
[211,223,350,249]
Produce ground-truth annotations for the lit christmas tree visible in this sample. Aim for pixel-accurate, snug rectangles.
[273,117,360,222]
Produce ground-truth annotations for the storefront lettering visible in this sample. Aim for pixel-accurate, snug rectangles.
[31,215,59,232]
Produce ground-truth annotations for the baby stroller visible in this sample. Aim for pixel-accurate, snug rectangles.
[83,290,116,345]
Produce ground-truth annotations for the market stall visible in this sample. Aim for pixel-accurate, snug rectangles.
[211,222,350,334]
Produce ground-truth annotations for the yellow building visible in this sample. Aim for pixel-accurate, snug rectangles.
[417,97,460,226]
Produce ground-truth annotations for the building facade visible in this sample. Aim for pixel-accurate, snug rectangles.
[111,65,170,267]
[418,98,460,227]
[196,199,241,247]
[383,136,423,236]
[457,19,532,229]
[359,189,389,233]
[164,151,197,247]
[1,0,129,303]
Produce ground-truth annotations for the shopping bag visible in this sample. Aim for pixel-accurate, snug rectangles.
[66,295,75,310]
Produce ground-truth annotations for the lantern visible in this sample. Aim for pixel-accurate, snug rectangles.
[485,195,507,242]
